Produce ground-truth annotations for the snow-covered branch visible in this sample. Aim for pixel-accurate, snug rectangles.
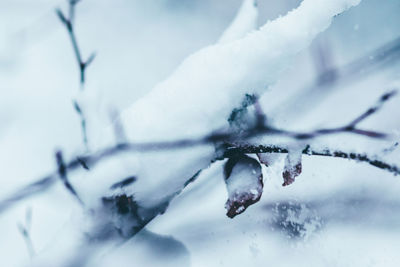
[0,88,397,214]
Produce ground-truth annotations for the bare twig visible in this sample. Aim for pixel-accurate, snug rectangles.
[1,140,398,215]
[73,100,88,149]
[223,144,400,176]
[55,150,84,205]
[17,207,35,258]
[56,0,95,85]
[348,90,397,127]
[261,90,397,140]
[57,0,96,150]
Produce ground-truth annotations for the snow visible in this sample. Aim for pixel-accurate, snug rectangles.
[118,0,362,143]
[84,0,364,208]
[218,0,258,44]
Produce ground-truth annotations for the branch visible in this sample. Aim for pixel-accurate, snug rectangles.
[0,90,396,215]
[348,90,397,126]
[56,0,95,85]
[56,0,96,150]
[73,100,88,149]
[259,90,397,140]
[223,144,400,176]
[17,207,35,258]
[55,150,84,205]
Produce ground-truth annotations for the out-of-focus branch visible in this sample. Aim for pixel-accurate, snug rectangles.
[56,0,96,150]
[348,90,397,126]
[17,207,35,258]
[55,150,84,205]
[72,100,88,149]
[56,0,95,85]
[271,36,400,120]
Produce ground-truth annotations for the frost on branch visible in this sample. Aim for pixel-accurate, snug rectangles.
[282,148,303,186]
[224,155,263,218]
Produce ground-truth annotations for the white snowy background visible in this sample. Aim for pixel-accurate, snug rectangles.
[1,0,400,266]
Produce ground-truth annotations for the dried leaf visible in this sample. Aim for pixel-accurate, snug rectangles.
[282,150,302,186]
[224,155,263,218]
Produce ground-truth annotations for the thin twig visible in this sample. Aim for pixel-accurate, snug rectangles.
[262,90,397,140]
[348,90,397,126]
[56,150,84,205]
[56,0,95,85]
[73,100,89,149]
[17,207,35,258]
[57,0,95,150]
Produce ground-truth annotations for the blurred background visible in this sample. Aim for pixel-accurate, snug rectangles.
[1,0,400,266]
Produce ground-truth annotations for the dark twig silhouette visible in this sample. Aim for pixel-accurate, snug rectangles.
[55,150,84,205]
[73,100,89,149]
[56,0,96,150]
[56,0,96,85]
[17,207,35,258]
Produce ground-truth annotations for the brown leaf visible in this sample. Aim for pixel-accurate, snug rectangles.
[282,150,302,186]
[224,155,263,218]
